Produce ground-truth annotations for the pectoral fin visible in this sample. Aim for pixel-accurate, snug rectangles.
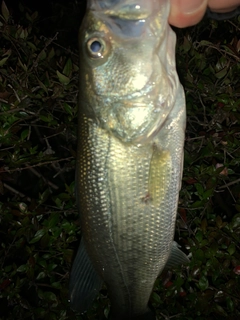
[164,241,189,270]
[69,240,102,312]
[148,147,171,206]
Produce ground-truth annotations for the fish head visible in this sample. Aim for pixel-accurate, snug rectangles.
[79,0,179,143]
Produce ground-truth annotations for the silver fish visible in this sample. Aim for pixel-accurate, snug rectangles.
[70,0,188,319]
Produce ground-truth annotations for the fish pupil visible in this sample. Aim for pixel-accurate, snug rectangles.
[90,40,102,53]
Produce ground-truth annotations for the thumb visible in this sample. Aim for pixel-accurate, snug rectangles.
[169,0,208,27]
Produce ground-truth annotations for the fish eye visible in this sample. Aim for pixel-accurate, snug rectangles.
[87,37,106,59]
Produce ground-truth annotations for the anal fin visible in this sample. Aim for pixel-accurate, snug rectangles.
[69,240,103,312]
[164,241,189,270]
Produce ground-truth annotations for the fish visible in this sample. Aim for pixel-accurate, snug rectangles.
[69,0,188,319]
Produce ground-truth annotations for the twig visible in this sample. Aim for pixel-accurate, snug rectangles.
[4,156,74,173]
[226,185,236,203]
[31,32,59,70]
[159,312,183,320]
[0,98,9,104]
[185,136,205,141]
[218,178,240,189]
[0,107,38,116]
[42,131,65,140]
[27,166,59,190]
[198,93,208,129]
[227,19,240,31]
[191,279,240,303]
[195,42,240,61]
[40,35,79,58]
[7,84,21,102]
[3,182,31,201]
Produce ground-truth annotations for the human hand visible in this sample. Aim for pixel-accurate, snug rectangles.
[169,0,240,27]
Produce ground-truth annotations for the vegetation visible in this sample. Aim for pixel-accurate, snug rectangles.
[0,1,239,319]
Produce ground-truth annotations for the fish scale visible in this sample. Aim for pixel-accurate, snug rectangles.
[70,1,188,318]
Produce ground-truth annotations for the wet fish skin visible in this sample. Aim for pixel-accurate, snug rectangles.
[70,0,187,318]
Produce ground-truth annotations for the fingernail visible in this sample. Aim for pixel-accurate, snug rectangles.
[180,0,207,14]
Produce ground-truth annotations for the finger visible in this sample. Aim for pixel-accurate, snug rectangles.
[208,0,240,13]
[168,0,208,28]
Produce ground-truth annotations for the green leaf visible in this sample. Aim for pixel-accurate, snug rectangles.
[1,1,9,22]
[195,183,204,196]
[42,291,57,302]
[231,214,240,229]
[33,308,45,317]
[195,231,203,243]
[213,304,228,316]
[215,67,227,79]
[40,233,50,248]
[63,102,73,116]
[209,241,218,256]
[56,70,70,85]
[66,235,77,243]
[65,181,75,195]
[39,189,51,203]
[195,249,205,261]
[191,200,203,208]
[181,36,192,53]
[36,271,46,280]
[199,40,213,47]
[18,57,27,72]
[39,114,50,122]
[51,282,61,289]
[48,213,60,228]
[48,47,55,60]
[226,296,234,312]
[38,259,47,268]
[29,229,46,244]
[0,57,9,67]
[37,79,48,94]
[198,276,209,291]
[25,12,32,22]
[151,292,161,305]
[227,243,235,255]
[42,254,51,260]
[39,49,47,61]
[4,265,12,272]
[201,219,208,233]
[216,216,223,228]
[31,11,38,21]
[202,188,213,200]
[47,263,57,271]
[174,276,184,288]
[63,58,72,77]
[19,28,28,39]
[27,41,37,51]
[17,264,27,273]
[54,197,63,208]
[63,249,74,263]
[21,129,29,140]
